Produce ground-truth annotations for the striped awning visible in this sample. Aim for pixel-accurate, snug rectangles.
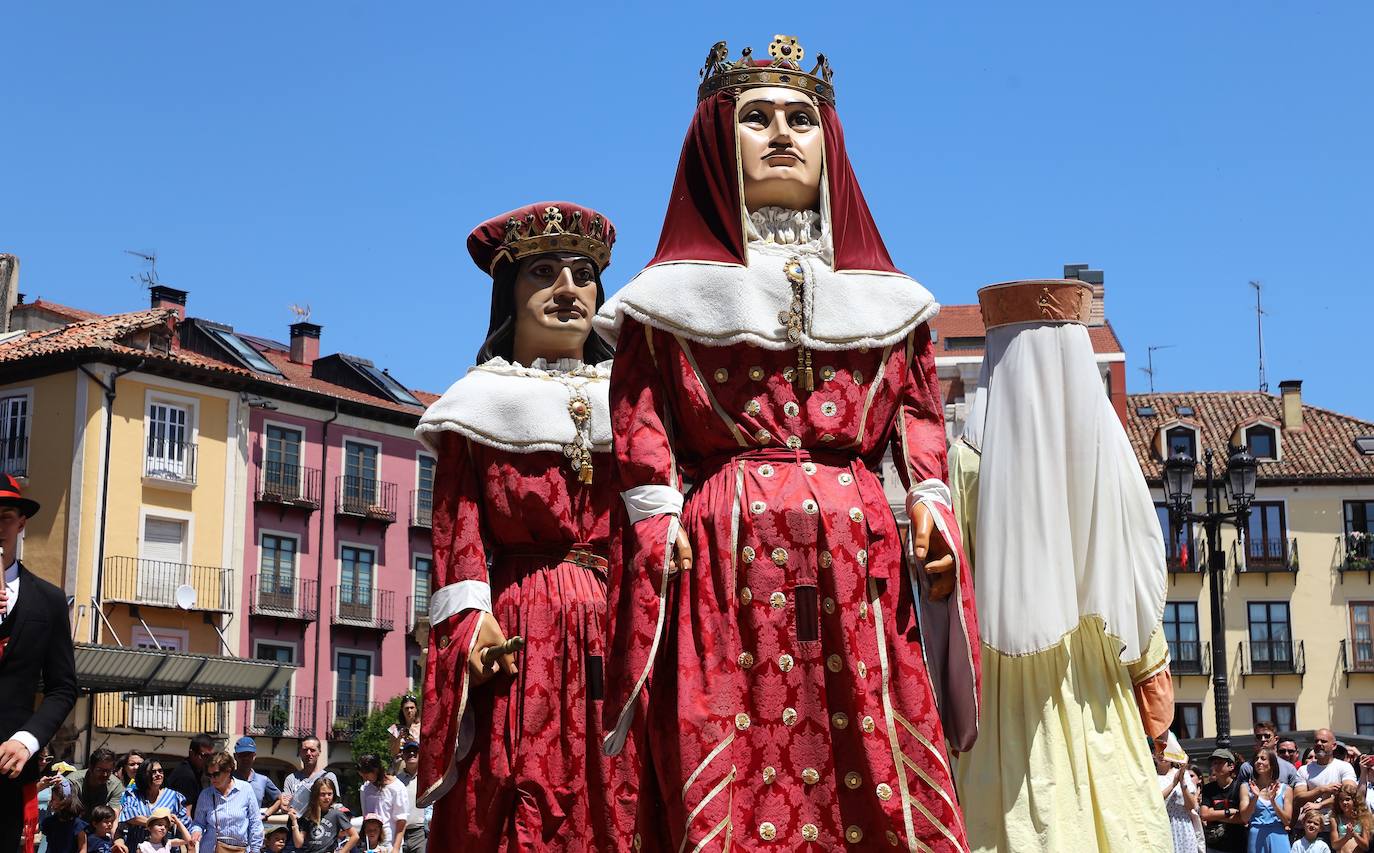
[73,643,297,700]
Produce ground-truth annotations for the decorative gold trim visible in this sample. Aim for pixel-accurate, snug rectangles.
[683,731,736,797]
[870,578,919,853]
[676,335,750,447]
[891,711,950,776]
[730,461,744,603]
[977,279,1093,329]
[681,765,737,853]
[490,205,612,273]
[698,36,836,104]
[850,343,893,448]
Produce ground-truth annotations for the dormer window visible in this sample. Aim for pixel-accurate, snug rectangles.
[1166,426,1197,459]
[1246,424,1278,460]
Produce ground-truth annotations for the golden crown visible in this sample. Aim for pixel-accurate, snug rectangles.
[698,35,835,105]
[491,205,611,273]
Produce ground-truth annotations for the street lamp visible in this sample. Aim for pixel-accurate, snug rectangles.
[1165,446,1257,749]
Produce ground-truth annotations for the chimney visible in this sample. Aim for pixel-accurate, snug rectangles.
[149,285,188,320]
[290,322,322,366]
[1279,380,1304,431]
[1063,263,1106,326]
[0,255,18,334]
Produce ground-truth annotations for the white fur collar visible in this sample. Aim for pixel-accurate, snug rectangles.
[416,358,612,455]
[595,241,940,351]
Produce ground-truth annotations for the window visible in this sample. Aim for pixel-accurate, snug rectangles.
[1357,705,1374,737]
[0,394,29,477]
[415,456,435,526]
[1252,703,1296,732]
[1351,604,1374,672]
[339,355,423,406]
[139,517,187,606]
[203,325,284,376]
[1246,502,1288,567]
[340,546,375,621]
[1171,703,1203,740]
[264,425,304,497]
[1155,504,1194,570]
[146,402,193,482]
[1347,502,1374,568]
[944,336,985,351]
[1163,602,1201,671]
[131,630,183,728]
[1166,426,1196,459]
[343,441,379,508]
[258,535,298,611]
[413,555,432,623]
[1248,602,1293,671]
[254,642,295,733]
[410,655,422,688]
[336,652,372,714]
[1246,425,1278,460]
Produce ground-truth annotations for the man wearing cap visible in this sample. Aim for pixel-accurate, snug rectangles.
[0,474,78,853]
[1200,748,1247,853]
[394,742,427,853]
[232,737,282,812]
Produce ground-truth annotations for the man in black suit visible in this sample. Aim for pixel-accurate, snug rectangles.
[0,474,77,852]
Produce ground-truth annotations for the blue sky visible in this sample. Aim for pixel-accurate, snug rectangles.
[4,2,1371,419]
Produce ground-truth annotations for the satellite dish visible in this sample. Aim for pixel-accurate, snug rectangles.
[174,584,198,610]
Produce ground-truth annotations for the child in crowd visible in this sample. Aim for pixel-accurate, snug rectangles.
[137,808,190,853]
[1330,780,1372,852]
[263,826,290,853]
[84,805,118,853]
[359,814,389,853]
[1294,810,1334,853]
[40,785,88,853]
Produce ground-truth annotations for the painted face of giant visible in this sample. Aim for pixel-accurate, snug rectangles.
[736,86,824,213]
[511,252,599,356]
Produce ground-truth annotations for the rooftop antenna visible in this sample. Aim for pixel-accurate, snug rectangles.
[1250,280,1268,393]
[124,250,162,290]
[1140,344,1175,393]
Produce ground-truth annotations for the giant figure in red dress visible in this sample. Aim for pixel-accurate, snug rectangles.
[415,203,646,851]
[597,36,981,851]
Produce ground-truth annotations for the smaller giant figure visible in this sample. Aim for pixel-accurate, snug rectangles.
[950,279,1175,852]
[415,203,646,851]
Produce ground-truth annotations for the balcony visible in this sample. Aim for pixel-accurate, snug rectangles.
[248,575,318,622]
[144,438,198,486]
[410,490,433,529]
[327,698,382,741]
[255,462,322,512]
[1237,537,1298,582]
[1168,640,1211,677]
[0,435,28,478]
[1166,538,1200,575]
[1339,533,1374,581]
[1240,639,1305,685]
[335,476,397,525]
[330,586,395,632]
[94,692,230,735]
[406,594,431,635]
[246,693,316,739]
[102,556,232,612]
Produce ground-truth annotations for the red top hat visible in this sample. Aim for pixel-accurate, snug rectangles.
[0,474,39,518]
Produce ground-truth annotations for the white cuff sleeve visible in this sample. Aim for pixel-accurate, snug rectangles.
[907,478,952,511]
[621,484,684,523]
[429,580,492,624]
[10,731,37,760]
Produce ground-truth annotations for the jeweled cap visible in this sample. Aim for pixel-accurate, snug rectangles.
[698,35,835,105]
[467,201,615,276]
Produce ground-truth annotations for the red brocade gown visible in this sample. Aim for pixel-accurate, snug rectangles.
[415,358,645,852]
[598,215,982,852]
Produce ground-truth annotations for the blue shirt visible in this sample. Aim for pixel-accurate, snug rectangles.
[244,770,281,808]
[119,784,199,847]
[195,778,263,853]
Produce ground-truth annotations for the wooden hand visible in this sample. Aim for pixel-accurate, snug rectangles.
[909,501,955,601]
[669,525,693,577]
[468,612,518,685]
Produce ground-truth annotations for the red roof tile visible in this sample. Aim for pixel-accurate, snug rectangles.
[14,299,101,321]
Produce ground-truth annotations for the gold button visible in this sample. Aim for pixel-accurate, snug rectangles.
[802,768,819,785]
[713,368,728,383]
[771,547,788,566]
[801,462,817,475]
[886,830,900,846]
[859,601,868,619]
[857,549,868,567]
[778,653,794,672]
[783,401,800,417]
[746,399,762,416]
[782,707,798,726]
[859,345,870,354]
[738,652,755,669]
[750,501,767,514]
[849,507,864,523]
[759,822,776,841]
[763,766,777,784]
[802,823,819,842]
[802,499,818,514]
[438,635,451,650]
[820,401,838,417]
[824,597,836,614]
[820,433,836,443]
[758,463,774,477]
[740,587,754,604]
[862,715,875,733]
[832,712,849,729]
[742,546,756,563]
[821,366,836,381]
[827,654,843,672]
[770,592,786,609]
[820,551,833,568]
[852,370,865,384]
[786,435,802,449]
[634,833,643,850]
[749,366,765,381]
[838,472,854,486]
[755,428,772,443]
[783,367,796,382]
[844,772,862,789]
[735,713,751,731]
[876,782,893,801]
[846,826,863,844]
[857,661,868,678]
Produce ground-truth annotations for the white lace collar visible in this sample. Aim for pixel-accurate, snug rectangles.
[474,356,609,380]
[747,207,828,247]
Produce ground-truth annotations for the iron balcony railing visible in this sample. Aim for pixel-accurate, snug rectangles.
[407,594,430,634]
[94,692,230,735]
[246,693,316,739]
[248,574,318,621]
[1169,640,1210,676]
[335,475,397,523]
[145,438,198,485]
[255,461,322,510]
[1239,537,1298,574]
[1242,639,1305,676]
[1343,639,1374,674]
[410,489,433,528]
[328,698,382,740]
[102,556,232,611]
[1341,533,1374,574]
[1165,538,1200,574]
[330,585,395,632]
[0,434,28,478]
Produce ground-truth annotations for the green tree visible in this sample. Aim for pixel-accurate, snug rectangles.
[337,693,405,811]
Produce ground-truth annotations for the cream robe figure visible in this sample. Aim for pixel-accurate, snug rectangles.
[950,280,1174,852]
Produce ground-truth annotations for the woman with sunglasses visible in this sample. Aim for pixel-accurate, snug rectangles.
[118,760,200,849]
